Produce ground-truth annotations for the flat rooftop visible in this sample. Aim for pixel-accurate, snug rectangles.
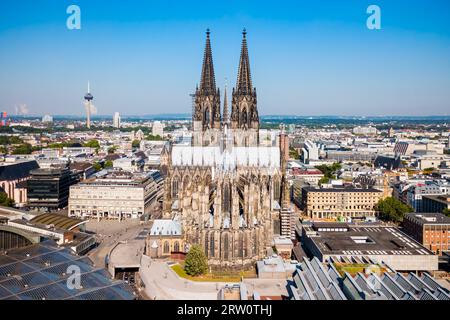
[79,170,161,186]
[303,186,382,193]
[304,223,434,257]
[405,212,450,226]
[422,194,450,205]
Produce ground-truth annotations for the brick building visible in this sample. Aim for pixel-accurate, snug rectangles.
[403,212,450,255]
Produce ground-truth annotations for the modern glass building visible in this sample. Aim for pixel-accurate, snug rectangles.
[27,167,79,211]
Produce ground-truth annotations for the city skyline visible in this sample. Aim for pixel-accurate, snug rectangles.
[1,0,450,117]
[1,1,450,306]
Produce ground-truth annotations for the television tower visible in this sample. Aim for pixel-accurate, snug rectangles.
[84,81,94,129]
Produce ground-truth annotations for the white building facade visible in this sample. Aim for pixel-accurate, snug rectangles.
[68,171,163,220]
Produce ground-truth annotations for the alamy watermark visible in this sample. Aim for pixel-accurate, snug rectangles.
[367,4,382,30]
[66,265,82,290]
[66,5,81,30]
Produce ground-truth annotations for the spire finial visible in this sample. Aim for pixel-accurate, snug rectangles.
[235,28,252,95]
[87,81,90,93]
[223,77,229,125]
[199,28,216,94]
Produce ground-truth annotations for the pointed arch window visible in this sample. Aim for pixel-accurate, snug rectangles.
[222,182,231,213]
[238,233,244,258]
[205,233,209,256]
[210,233,215,258]
[243,233,248,258]
[183,176,190,191]
[163,241,170,254]
[204,107,210,127]
[174,241,180,252]
[273,177,281,201]
[171,177,179,199]
[223,234,229,260]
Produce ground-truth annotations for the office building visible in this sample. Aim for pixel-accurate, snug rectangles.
[300,222,439,271]
[152,121,164,137]
[301,186,383,220]
[326,151,375,162]
[69,170,164,220]
[353,126,377,136]
[301,140,320,163]
[113,112,121,128]
[406,182,443,212]
[422,195,450,213]
[27,167,79,211]
[403,212,450,255]
[41,114,53,123]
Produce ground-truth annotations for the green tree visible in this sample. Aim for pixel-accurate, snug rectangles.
[0,136,23,145]
[84,139,100,149]
[422,167,435,174]
[104,160,113,168]
[319,177,330,185]
[84,139,100,154]
[289,147,300,160]
[132,139,141,148]
[443,208,450,217]
[316,163,342,183]
[12,143,32,155]
[184,245,208,276]
[0,192,14,207]
[47,142,73,149]
[108,146,117,154]
[145,134,163,141]
[93,162,102,172]
[376,197,413,223]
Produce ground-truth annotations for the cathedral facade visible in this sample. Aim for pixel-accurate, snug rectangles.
[159,30,289,270]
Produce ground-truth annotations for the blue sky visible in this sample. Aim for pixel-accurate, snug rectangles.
[1,0,450,116]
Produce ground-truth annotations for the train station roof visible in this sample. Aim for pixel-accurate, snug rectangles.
[30,213,87,231]
[0,240,136,300]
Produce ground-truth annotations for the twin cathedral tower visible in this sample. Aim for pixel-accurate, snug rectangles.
[192,29,259,147]
[156,29,290,269]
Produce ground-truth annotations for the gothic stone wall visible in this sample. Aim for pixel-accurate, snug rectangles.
[163,165,281,269]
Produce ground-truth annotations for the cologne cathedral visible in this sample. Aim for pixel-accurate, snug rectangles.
[160,29,290,269]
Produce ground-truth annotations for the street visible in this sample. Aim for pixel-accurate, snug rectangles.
[86,219,151,268]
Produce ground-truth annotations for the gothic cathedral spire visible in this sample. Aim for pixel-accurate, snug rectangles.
[236,28,253,95]
[193,29,221,142]
[199,29,216,95]
[222,80,229,126]
[231,29,259,144]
